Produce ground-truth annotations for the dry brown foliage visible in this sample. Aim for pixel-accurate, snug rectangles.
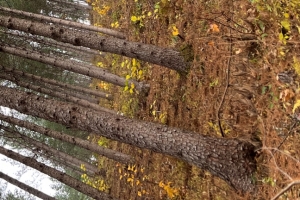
[89,0,300,199]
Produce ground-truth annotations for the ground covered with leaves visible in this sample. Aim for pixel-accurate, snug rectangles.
[86,0,300,199]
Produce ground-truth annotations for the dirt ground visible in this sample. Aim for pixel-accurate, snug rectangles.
[88,0,300,199]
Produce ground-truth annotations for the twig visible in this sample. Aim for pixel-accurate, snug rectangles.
[264,148,292,180]
[277,120,298,149]
[216,16,232,138]
[271,180,300,200]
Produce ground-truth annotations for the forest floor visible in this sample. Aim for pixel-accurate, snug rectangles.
[87,0,300,199]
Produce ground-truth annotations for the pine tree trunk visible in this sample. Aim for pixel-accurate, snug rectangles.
[0,86,257,192]
[0,72,117,114]
[0,171,56,200]
[0,146,116,200]
[0,45,149,93]
[0,65,112,100]
[1,125,100,174]
[0,15,188,73]
[0,113,134,165]
[0,6,127,39]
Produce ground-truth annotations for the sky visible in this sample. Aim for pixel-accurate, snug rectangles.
[0,107,57,199]
[0,152,57,199]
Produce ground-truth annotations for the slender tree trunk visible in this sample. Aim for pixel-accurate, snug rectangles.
[3,30,104,57]
[0,146,116,200]
[0,86,257,192]
[0,15,188,74]
[0,6,126,39]
[0,113,134,165]
[0,72,116,114]
[0,45,149,93]
[0,65,112,100]
[1,125,100,174]
[0,171,56,200]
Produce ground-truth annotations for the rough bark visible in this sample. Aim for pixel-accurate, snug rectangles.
[0,72,116,114]
[0,171,56,200]
[0,86,257,192]
[1,125,100,174]
[0,15,188,74]
[0,65,112,100]
[3,30,104,57]
[0,6,126,39]
[0,146,116,200]
[0,45,149,93]
[0,113,133,165]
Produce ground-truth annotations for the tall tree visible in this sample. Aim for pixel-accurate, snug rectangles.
[0,86,257,192]
[0,113,133,164]
[0,171,56,200]
[1,126,100,174]
[0,45,149,93]
[0,15,189,73]
[0,146,116,200]
[0,71,116,114]
[0,65,112,100]
[0,6,125,39]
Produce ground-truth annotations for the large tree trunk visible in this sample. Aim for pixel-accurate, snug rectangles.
[0,45,149,93]
[0,146,116,200]
[0,86,257,192]
[0,171,56,200]
[0,15,188,74]
[0,65,112,100]
[1,125,100,174]
[0,113,133,165]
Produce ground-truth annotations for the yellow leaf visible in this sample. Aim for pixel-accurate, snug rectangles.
[159,181,165,187]
[293,99,300,113]
[148,12,152,16]
[125,75,131,80]
[138,191,142,196]
[172,25,179,36]
[131,16,138,22]
[293,57,300,76]
[132,58,137,66]
[130,83,135,89]
[136,180,140,185]
[281,20,290,31]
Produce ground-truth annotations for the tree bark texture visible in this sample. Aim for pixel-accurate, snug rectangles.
[0,72,117,114]
[0,65,112,100]
[3,30,104,57]
[0,113,133,165]
[0,7,127,39]
[0,171,56,200]
[0,45,149,93]
[0,15,188,74]
[0,146,116,200]
[1,125,100,174]
[0,86,256,192]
